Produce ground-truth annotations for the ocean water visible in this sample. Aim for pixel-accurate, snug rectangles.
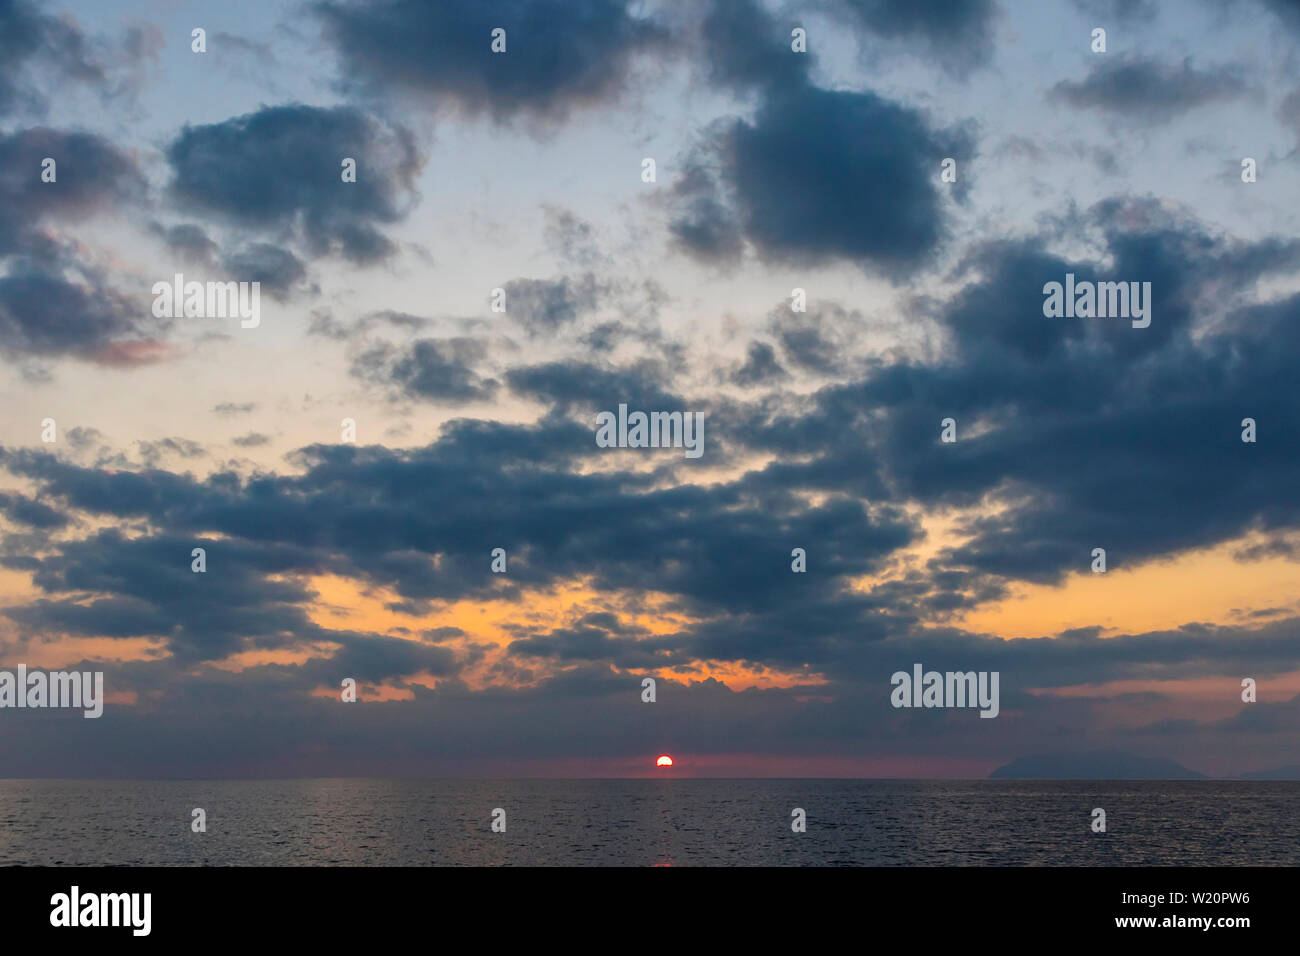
[0,779,1295,866]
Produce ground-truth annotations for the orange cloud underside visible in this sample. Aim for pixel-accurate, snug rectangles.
[2,516,1296,710]
[297,572,819,690]
[955,532,1300,639]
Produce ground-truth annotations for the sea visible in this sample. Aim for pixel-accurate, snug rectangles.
[0,778,1295,866]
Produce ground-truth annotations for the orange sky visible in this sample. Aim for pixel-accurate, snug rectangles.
[4,514,1294,708]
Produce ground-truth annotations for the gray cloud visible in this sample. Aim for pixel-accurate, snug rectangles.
[315,0,669,121]
[352,337,500,404]
[839,0,999,76]
[166,104,423,265]
[1051,55,1248,121]
[670,84,974,275]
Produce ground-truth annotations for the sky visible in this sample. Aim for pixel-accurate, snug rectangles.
[1,0,1299,778]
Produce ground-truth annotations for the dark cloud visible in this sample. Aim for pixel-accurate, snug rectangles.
[64,426,103,451]
[1050,55,1248,121]
[699,0,811,93]
[504,359,682,414]
[670,85,974,275]
[0,127,163,363]
[1234,538,1300,562]
[2,1,1299,777]
[0,126,145,258]
[2,528,331,662]
[0,492,68,530]
[768,301,862,376]
[314,0,668,120]
[730,340,789,386]
[845,199,1300,584]
[320,633,459,682]
[508,613,664,666]
[0,270,155,363]
[839,0,999,75]
[676,1,976,274]
[0,0,107,116]
[220,243,310,299]
[3,264,1300,769]
[309,308,433,340]
[166,104,423,265]
[502,274,609,334]
[138,438,206,466]
[150,222,219,267]
[352,337,500,404]
[668,160,746,266]
[0,407,914,656]
[1,652,1297,778]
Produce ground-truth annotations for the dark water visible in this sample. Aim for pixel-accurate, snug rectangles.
[0,779,1295,866]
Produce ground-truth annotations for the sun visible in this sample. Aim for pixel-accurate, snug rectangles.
[655,754,673,767]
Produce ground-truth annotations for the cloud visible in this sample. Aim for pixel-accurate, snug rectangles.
[845,199,1300,583]
[838,0,999,75]
[212,402,257,417]
[504,359,682,414]
[0,0,107,116]
[0,126,145,258]
[2,528,334,662]
[508,612,664,666]
[309,308,434,340]
[667,160,747,266]
[502,274,610,334]
[670,84,974,275]
[220,243,310,299]
[1050,55,1248,121]
[314,0,668,121]
[730,341,789,387]
[352,337,500,404]
[150,223,220,267]
[2,0,1299,778]
[0,271,156,363]
[542,206,603,266]
[0,492,68,530]
[768,301,863,376]
[697,0,811,93]
[137,438,206,466]
[0,127,164,364]
[166,104,423,265]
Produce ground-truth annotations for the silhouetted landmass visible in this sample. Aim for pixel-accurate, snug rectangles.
[989,751,1207,779]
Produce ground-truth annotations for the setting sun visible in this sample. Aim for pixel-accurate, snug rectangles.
[656,755,674,767]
